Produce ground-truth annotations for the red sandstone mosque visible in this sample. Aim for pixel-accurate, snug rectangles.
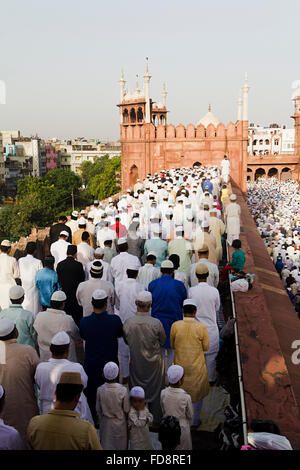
[118,64,300,192]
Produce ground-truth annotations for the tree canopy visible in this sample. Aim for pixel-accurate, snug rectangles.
[80,154,121,200]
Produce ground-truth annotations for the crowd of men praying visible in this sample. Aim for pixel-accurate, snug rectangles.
[0,163,293,451]
[247,177,300,318]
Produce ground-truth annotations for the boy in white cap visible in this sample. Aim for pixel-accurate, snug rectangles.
[170,299,210,430]
[160,365,193,450]
[96,361,129,450]
[33,290,80,362]
[0,285,36,348]
[0,318,39,443]
[0,385,25,449]
[225,193,241,245]
[128,386,153,450]
[34,331,93,424]
[0,239,20,310]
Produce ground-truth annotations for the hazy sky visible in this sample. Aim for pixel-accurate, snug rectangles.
[0,0,299,140]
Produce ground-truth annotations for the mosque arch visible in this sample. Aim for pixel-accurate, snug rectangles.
[159,115,165,125]
[130,108,136,123]
[129,164,138,186]
[280,167,292,180]
[123,108,129,123]
[268,167,278,178]
[247,168,253,181]
[137,107,143,123]
[254,168,266,180]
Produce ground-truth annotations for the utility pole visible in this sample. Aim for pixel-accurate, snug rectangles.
[71,190,74,211]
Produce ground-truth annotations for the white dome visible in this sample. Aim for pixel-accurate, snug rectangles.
[124,89,145,101]
[197,107,220,128]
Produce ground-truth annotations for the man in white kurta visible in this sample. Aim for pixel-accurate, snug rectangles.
[110,239,141,287]
[76,261,115,316]
[18,242,43,317]
[0,240,20,310]
[34,331,93,424]
[65,211,79,234]
[188,264,220,383]
[221,155,230,183]
[50,231,70,270]
[33,290,80,362]
[225,194,241,246]
[85,247,113,283]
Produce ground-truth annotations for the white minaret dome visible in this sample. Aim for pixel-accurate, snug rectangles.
[197,104,220,127]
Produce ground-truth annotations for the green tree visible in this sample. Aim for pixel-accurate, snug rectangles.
[80,155,110,186]
[89,155,121,200]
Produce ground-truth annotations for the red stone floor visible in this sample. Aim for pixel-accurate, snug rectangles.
[231,183,300,449]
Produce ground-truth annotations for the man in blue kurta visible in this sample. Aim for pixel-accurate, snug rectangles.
[35,256,60,310]
[148,260,187,368]
[79,289,123,423]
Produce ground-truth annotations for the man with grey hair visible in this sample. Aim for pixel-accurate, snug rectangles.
[123,291,166,425]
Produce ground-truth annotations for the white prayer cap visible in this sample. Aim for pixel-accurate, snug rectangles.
[183,299,197,308]
[80,210,86,215]
[136,291,152,303]
[167,365,184,384]
[60,230,69,237]
[72,210,79,217]
[104,235,113,243]
[230,194,237,201]
[95,247,104,256]
[109,197,113,202]
[117,237,127,245]
[130,386,145,399]
[201,220,209,228]
[0,385,4,399]
[177,197,184,202]
[0,318,15,337]
[9,285,24,300]
[127,189,131,193]
[94,200,99,204]
[78,217,86,225]
[213,202,218,207]
[210,208,218,213]
[152,224,162,234]
[175,225,184,232]
[51,291,67,302]
[103,362,119,380]
[161,260,174,269]
[127,259,141,271]
[147,251,157,257]
[51,331,70,345]
[1,239,11,247]
[92,289,107,300]
[90,261,103,274]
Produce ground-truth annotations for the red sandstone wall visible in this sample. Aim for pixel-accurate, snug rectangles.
[121,121,248,190]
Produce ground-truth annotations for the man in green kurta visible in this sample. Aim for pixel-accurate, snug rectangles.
[123,291,166,425]
[168,227,193,275]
